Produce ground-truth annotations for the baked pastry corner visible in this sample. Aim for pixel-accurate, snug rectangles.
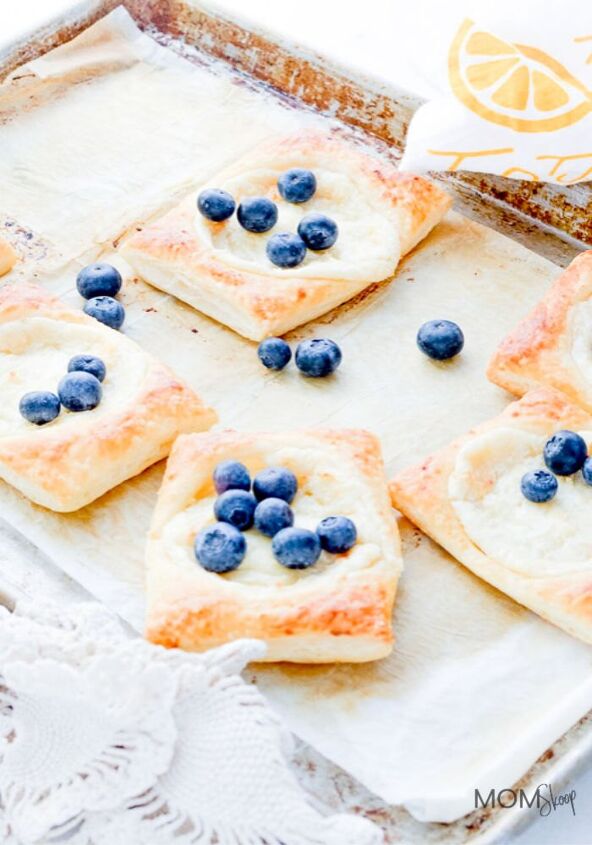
[487,250,592,410]
[0,283,217,511]
[0,236,17,277]
[390,388,592,644]
[121,130,451,340]
[146,427,403,662]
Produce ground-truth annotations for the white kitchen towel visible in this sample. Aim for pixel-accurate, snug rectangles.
[399,0,592,184]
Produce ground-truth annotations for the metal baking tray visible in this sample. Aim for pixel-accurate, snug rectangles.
[0,2,591,843]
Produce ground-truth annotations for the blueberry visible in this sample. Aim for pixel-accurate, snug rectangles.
[417,319,464,361]
[214,489,257,531]
[272,527,321,569]
[266,233,307,268]
[257,337,292,371]
[237,197,278,233]
[84,296,125,330]
[297,213,338,251]
[19,391,60,426]
[520,470,558,503]
[254,497,294,537]
[582,457,592,486]
[194,522,246,573]
[253,466,298,503]
[197,188,236,222]
[295,338,342,377]
[68,354,106,383]
[213,460,251,494]
[76,263,122,299]
[317,516,357,553]
[544,430,587,476]
[58,371,102,412]
[277,168,316,204]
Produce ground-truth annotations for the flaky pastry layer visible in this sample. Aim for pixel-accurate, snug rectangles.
[390,388,592,644]
[0,284,216,511]
[146,428,402,662]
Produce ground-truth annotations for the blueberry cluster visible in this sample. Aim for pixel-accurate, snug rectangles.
[194,459,357,574]
[520,429,591,503]
[77,263,125,330]
[196,168,339,269]
[257,336,342,378]
[19,354,106,426]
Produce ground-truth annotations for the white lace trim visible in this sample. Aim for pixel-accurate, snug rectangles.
[0,601,381,845]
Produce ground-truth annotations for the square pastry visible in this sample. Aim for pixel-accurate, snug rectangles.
[488,251,592,411]
[0,284,216,512]
[121,131,451,341]
[146,428,402,662]
[390,388,592,643]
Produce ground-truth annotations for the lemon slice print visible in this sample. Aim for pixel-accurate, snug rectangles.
[449,20,592,132]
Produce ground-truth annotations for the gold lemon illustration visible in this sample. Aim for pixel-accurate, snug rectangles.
[449,20,592,132]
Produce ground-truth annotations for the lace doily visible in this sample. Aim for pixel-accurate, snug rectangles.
[0,601,382,845]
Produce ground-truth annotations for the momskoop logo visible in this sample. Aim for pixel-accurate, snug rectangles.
[475,783,576,817]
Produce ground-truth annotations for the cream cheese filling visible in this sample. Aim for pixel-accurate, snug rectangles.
[161,444,393,588]
[194,167,400,282]
[0,316,148,436]
[449,427,592,578]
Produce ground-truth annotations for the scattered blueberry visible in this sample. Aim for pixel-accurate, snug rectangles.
[272,526,321,569]
[214,489,257,531]
[257,337,292,371]
[543,430,587,476]
[19,391,60,426]
[278,168,317,204]
[84,296,125,330]
[520,470,558,503]
[194,522,246,573]
[76,263,122,299]
[582,457,592,486]
[416,319,464,361]
[295,338,342,377]
[297,213,338,251]
[266,232,307,268]
[197,188,236,222]
[213,460,251,494]
[317,516,357,553]
[254,497,294,537]
[68,354,106,383]
[237,197,278,233]
[253,466,298,503]
[58,371,102,412]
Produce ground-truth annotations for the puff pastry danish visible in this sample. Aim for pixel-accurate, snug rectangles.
[390,388,592,643]
[488,251,592,411]
[0,284,216,512]
[121,131,451,341]
[146,428,402,662]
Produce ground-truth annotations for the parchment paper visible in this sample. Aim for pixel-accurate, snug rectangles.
[1,8,591,823]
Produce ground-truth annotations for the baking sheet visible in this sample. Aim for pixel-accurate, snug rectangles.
[1,7,592,824]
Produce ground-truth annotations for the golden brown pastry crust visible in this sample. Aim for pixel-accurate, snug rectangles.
[146,428,403,662]
[0,237,17,277]
[0,284,217,512]
[390,388,592,644]
[121,131,451,341]
[487,250,592,409]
